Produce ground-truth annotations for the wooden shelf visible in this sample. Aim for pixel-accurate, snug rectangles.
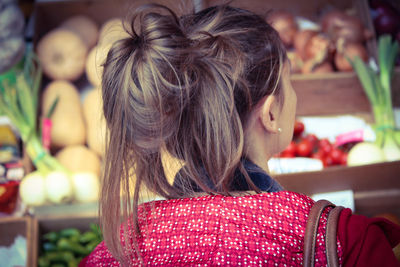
[291,72,371,116]
[275,160,400,217]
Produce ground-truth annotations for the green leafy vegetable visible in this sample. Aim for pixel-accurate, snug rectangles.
[350,35,400,161]
[0,49,66,174]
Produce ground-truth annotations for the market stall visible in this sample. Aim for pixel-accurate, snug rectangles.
[0,0,400,266]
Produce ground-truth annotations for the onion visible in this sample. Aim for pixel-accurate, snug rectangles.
[287,51,303,73]
[19,171,47,206]
[304,34,333,60]
[268,10,298,47]
[321,10,371,43]
[334,42,368,72]
[371,1,400,35]
[44,171,73,204]
[347,142,386,166]
[71,172,100,203]
[374,12,400,36]
[382,134,400,161]
[321,10,345,33]
[294,30,318,60]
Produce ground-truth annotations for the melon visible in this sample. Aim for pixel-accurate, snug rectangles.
[85,44,111,87]
[98,18,129,46]
[83,88,107,157]
[61,15,99,49]
[37,29,88,81]
[42,80,86,147]
[56,145,101,176]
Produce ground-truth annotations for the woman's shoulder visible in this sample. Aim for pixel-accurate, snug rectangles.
[137,191,316,227]
[79,241,120,267]
[140,190,314,210]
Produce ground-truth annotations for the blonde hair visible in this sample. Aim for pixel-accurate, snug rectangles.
[100,4,287,264]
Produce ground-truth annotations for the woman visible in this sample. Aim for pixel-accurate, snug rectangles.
[82,4,400,266]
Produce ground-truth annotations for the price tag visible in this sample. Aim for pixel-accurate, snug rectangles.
[311,190,355,211]
[42,118,52,151]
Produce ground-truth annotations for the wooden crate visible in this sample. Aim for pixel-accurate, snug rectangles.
[0,216,38,267]
[276,160,400,217]
[32,215,98,267]
[203,0,400,115]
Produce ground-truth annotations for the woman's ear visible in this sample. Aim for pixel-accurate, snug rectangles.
[259,95,280,134]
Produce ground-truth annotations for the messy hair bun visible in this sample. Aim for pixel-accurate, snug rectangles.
[100,4,286,263]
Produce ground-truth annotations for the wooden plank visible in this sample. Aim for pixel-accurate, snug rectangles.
[291,72,371,116]
[0,216,28,246]
[0,216,36,266]
[354,190,400,217]
[29,217,38,267]
[293,68,400,115]
[275,160,400,196]
[275,160,400,216]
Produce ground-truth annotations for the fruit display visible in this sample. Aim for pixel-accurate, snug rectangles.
[42,81,86,148]
[37,29,88,81]
[279,121,348,168]
[38,223,102,267]
[267,9,372,74]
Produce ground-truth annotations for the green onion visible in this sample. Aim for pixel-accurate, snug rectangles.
[0,50,67,175]
[350,35,400,161]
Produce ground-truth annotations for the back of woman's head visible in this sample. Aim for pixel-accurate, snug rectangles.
[100,4,286,263]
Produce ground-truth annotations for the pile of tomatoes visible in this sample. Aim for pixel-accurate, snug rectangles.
[279,121,348,167]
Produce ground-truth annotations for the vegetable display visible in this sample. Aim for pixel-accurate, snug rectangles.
[38,223,103,267]
[0,52,67,175]
[349,35,400,163]
[42,81,86,148]
[0,51,102,207]
[279,121,348,167]
[267,9,371,73]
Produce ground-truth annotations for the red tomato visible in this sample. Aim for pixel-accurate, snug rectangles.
[340,152,348,165]
[296,139,312,157]
[319,138,331,148]
[311,150,325,162]
[293,121,305,136]
[282,141,297,155]
[319,139,333,155]
[281,151,295,158]
[330,148,343,165]
[304,134,319,149]
[324,154,335,167]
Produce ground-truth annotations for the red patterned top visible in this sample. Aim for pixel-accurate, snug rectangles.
[82,191,343,266]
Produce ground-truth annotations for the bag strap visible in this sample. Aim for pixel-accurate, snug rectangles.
[303,200,344,267]
[303,200,337,267]
[326,206,344,267]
